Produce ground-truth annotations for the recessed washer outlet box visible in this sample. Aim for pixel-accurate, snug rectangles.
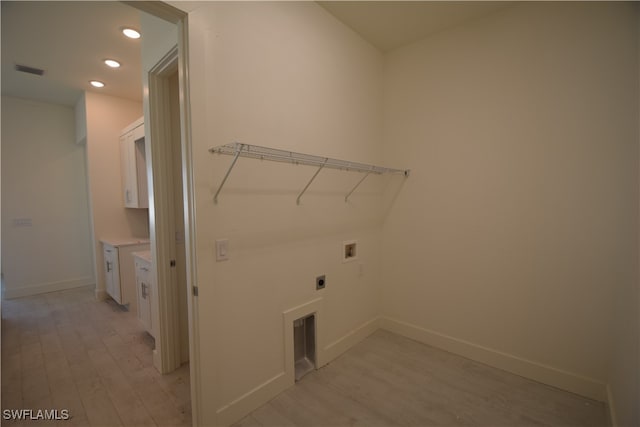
[293,314,316,381]
[343,240,358,263]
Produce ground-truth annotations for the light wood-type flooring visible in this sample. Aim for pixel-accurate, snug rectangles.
[233,329,607,427]
[3,286,607,427]
[1,287,191,426]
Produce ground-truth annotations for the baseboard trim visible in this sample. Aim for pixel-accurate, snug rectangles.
[607,384,618,427]
[323,316,380,364]
[215,314,380,426]
[215,371,289,427]
[3,277,95,299]
[380,316,607,402]
[95,288,109,301]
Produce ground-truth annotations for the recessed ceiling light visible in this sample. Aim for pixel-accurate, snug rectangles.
[104,59,121,68]
[90,80,105,88]
[122,28,141,39]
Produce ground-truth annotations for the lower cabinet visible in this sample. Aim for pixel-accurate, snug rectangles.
[134,252,154,337]
[103,245,120,302]
[101,239,150,314]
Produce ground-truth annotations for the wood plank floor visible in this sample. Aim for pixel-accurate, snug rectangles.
[233,329,607,427]
[1,287,191,427]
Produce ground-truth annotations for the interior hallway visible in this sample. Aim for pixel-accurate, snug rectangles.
[234,330,606,427]
[1,287,190,426]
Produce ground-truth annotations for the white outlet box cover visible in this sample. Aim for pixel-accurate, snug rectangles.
[216,239,229,261]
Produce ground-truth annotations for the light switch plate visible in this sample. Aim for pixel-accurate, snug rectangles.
[13,218,32,227]
[215,239,229,261]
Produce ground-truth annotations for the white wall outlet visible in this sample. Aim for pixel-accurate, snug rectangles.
[215,239,229,261]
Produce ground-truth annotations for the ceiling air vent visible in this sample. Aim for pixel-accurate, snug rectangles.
[14,64,45,76]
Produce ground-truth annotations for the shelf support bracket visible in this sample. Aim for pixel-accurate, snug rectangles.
[213,143,243,204]
[297,158,327,205]
[345,171,371,202]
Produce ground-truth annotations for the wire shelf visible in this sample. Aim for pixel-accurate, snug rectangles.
[209,142,409,204]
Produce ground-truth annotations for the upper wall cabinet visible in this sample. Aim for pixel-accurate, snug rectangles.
[120,117,148,209]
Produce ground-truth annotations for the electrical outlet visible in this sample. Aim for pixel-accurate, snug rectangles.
[316,275,326,290]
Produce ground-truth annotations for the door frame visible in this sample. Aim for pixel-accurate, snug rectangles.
[133,3,201,425]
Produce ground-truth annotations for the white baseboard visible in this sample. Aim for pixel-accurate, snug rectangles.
[607,384,618,427]
[3,277,95,299]
[322,316,380,364]
[380,316,607,402]
[95,288,109,301]
[215,371,289,427]
[215,313,380,426]
[212,315,609,426]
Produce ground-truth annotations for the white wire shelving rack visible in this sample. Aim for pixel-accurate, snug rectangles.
[209,142,410,204]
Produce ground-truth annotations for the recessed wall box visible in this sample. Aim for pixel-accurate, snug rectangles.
[342,240,357,263]
[293,314,316,381]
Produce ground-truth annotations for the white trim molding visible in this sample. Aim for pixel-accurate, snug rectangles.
[214,299,381,427]
[607,384,619,427]
[323,316,379,364]
[213,298,325,426]
[3,277,94,299]
[380,317,608,402]
[215,372,289,427]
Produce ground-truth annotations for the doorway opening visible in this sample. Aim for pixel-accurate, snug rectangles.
[148,48,190,373]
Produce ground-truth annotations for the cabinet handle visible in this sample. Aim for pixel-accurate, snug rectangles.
[106,261,112,272]
[141,282,147,299]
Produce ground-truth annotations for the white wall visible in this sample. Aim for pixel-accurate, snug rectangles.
[381,2,638,403]
[185,2,384,424]
[160,2,639,425]
[84,92,146,299]
[607,7,640,426]
[1,96,94,298]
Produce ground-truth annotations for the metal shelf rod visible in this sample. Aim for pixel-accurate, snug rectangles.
[209,142,409,204]
[213,143,243,204]
[297,159,328,205]
[345,171,371,203]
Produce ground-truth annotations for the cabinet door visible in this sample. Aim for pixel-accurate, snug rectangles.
[120,132,138,208]
[104,247,121,302]
[119,123,147,209]
[135,261,153,334]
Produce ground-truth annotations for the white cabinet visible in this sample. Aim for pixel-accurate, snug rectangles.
[101,239,150,313]
[103,245,120,301]
[134,252,154,337]
[120,117,148,208]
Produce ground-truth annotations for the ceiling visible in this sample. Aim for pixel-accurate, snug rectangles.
[1,1,143,107]
[1,1,511,108]
[318,1,510,52]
